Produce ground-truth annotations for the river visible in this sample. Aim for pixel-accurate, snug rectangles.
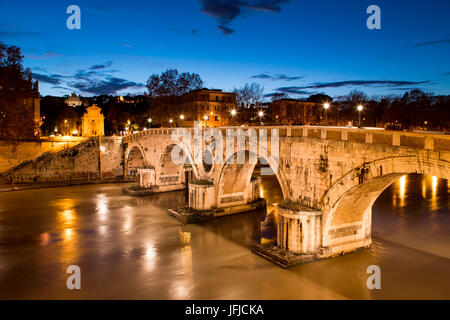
[0,173,448,299]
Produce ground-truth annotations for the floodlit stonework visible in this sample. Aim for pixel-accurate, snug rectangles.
[82,105,105,137]
[123,126,450,259]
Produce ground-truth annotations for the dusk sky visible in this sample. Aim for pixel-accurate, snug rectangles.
[1,0,450,98]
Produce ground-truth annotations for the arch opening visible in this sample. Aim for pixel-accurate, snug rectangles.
[126,146,146,177]
[217,150,285,244]
[159,144,185,186]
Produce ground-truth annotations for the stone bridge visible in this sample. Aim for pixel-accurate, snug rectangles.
[122,126,450,260]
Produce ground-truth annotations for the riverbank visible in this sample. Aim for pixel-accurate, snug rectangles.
[0,178,134,193]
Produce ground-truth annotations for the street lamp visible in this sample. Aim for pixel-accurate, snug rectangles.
[323,103,330,126]
[204,115,209,127]
[258,111,264,125]
[357,105,363,127]
[180,114,184,120]
[231,109,237,126]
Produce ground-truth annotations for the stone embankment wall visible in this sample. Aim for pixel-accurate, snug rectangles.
[0,137,87,174]
[0,137,123,184]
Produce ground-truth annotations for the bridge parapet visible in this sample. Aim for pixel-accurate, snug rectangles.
[123,126,450,152]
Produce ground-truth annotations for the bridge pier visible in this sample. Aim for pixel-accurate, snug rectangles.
[171,177,265,222]
[277,205,322,254]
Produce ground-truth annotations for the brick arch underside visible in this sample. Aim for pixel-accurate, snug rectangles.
[322,156,450,248]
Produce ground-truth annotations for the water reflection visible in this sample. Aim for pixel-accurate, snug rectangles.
[0,175,448,299]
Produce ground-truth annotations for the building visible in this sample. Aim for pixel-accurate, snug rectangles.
[268,99,321,125]
[65,93,89,107]
[82,104,104,136]
[23,80,41,135]
[180,89,236,127]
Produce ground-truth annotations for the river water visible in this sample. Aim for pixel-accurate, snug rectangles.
[0,173,448,299]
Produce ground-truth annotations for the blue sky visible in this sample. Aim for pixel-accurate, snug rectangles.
[1,0,449,98]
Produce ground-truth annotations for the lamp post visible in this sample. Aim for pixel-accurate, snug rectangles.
[204,115,208,127]
[180,114,184,127]
[258,110,264,126]
[231,109,237,126]
[357,105,363,128]
[323,103,329,126]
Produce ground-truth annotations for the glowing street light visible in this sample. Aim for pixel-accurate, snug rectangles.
[258,111,264,118]
[357,105,364,127]
[180,114,185,120]
[148,118,152,123]
[230,109,237,126]
[324,103,330,126]
[169,119,173,124]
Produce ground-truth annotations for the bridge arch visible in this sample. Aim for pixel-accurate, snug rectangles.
[157,141,199,184]
[215,149,288,208]
[321,156,450,251]
[125,143,147,177]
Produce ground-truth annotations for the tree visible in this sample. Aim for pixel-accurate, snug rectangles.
[307,94,333,104]
[0,42,35,139]
[234,83,264,108]
[146,69,203,98]
[347,90,367,106]
[270,92,289,102]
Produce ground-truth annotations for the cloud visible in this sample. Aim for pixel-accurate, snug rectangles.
[25,51,62,60]
[0,30,41,37]
[32,66,143,96]
[251,73,302,81]
[414,39,450,47]
[68,76,144,95]
[89,61,113,70]
[278,80,430,90]
[32,73,64,85]
[199,0,289,35]
[0,22,41,37]
[171,28,200,36]
[273,87,316,95]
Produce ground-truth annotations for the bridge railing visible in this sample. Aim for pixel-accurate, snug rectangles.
[122,126,450,153]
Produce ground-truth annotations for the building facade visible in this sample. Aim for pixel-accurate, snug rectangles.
[268,99,321,125]
[23,80,41,135]
[180,89,236,127]
[82,105,105,136]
